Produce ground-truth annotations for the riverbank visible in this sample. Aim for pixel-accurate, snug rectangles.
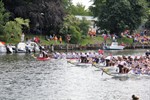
[1,34,150,52]
[0,34,133,46]
[43,43,150,52]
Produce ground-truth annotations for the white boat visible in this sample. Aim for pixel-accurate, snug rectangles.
[67,58,79,64]
[0,41,7,53]
[16,42,27,53]
[67,58,106,67]
[101,67,150,78]
[103,42,125,50]
[26,42,40,53]
[67,59,92,66]
[101,67,132,78]
[6,45,14,53]
[75,62,92,66]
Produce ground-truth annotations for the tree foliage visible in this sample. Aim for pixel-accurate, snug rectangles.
[145,0,150,29]
[70,3,92,16]
[62,0,92,16]
[0,0,9,34]
[62,0,72,13]
[2,0,65,34]
[60,15,90,43]
[60,15,81,43]
[79,17,91,36]
[4,17,29,42]
[91,0,148,35]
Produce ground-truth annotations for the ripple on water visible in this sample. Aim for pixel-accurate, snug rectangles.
[0,51,150,100]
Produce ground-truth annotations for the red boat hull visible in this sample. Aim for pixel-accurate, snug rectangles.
[37,57,50,61]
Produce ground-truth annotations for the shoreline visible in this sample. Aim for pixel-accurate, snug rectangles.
[45,44,150,51]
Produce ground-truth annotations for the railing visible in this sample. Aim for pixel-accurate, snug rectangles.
[45,43,150,51]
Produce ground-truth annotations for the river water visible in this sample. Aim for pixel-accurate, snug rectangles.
[0,49,150,100]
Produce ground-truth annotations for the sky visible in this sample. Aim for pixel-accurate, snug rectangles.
[72,0,93,9]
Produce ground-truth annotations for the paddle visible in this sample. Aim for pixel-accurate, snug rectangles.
[92,62,96,67]
[101,68,104,76]
[101,70,104,75]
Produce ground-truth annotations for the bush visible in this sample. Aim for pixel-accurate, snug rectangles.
[69,26,81,44]
[4,21,22,42]
[3,18,29,42]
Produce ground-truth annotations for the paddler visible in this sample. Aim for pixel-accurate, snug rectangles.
[145,50,150,57]
[39,50,48,58]
[81,52,87,63]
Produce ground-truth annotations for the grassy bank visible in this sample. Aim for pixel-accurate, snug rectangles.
[0,34,133,45]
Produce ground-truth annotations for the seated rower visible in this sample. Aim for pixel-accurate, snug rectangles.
[117,58,126,73]
[145,50,150,57]
[122,63,130,73]
[39,50,48,58]
[93,57,99,64]
[80,53,87,63]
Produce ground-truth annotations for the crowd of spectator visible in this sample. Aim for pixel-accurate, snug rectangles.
[45,35,63,44]
[101,29,150,45]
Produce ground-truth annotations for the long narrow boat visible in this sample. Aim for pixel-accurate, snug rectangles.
[36,57,50,61]
[32,54,50,61]
[67,58,79,63]
[101,67,150,78]
[92,62,106,68]
[67,60,92,66]
[75,62,92,66]
[67,58,106,67]
[102,68,130,78]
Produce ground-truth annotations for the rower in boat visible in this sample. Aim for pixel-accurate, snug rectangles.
[61,52,66,59]
[93,56,99,64]
[39,50,48,58]
[80,52,88,63]
[35,50,50,61]
[145,50,150,57]
[117,57,130,74]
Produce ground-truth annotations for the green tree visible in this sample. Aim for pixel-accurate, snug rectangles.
[3,0,65,34]
[145,0,150,29]
[60,15,81,43]
[62,0,73,14]
[0,0,9,35]
[69,26,81,43]
[4,17,29,42]
[71,3,92,16]
[60,15,90,43]
[62,0,92,16]
[79,17,90,36]
[91,0,147,35]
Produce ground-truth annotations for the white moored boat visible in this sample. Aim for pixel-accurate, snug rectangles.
[16,42,27,53]
[103,42,125,50]
[26,42,40,53]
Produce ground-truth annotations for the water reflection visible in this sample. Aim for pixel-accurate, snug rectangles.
[0,49,150,100]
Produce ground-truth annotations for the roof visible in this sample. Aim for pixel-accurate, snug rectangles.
[75,15,98,21]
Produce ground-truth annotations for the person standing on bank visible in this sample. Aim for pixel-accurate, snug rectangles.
[59,36,62,44]
[21,33,25,42]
